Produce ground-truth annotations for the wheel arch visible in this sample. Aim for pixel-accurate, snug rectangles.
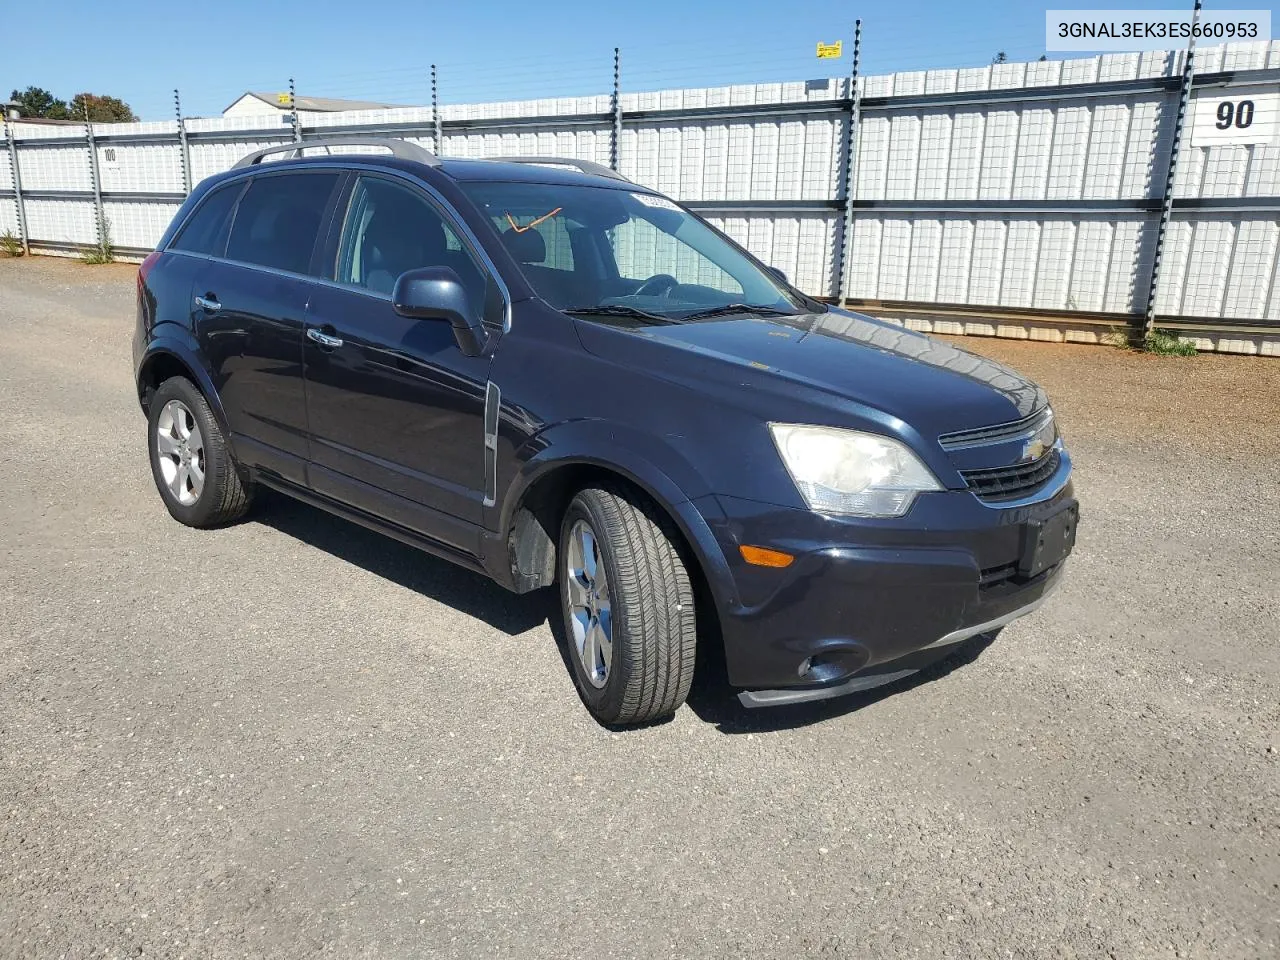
[136,334,228,433]
[495,446,736,656]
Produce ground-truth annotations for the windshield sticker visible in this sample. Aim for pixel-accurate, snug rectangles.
[631,193,681,212]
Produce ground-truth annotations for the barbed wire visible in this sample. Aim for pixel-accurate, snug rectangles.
[146,34,1083,121]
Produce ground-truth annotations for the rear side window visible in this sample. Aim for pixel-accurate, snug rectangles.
[170,183,240,256]
[226,173,338,275]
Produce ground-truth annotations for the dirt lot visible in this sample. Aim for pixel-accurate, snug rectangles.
[1,256,1277,959]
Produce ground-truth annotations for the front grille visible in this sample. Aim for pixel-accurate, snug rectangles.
[939,407,1054,450]
[961,449,1061,503]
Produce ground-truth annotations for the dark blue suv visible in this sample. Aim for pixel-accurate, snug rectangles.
[133,137,1076,725]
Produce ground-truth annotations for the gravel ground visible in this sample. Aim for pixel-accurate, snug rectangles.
[1,256,1277,960]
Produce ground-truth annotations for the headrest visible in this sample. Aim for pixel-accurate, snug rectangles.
[501,227,546,265]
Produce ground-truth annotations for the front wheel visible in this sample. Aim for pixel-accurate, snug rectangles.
[558,486,697,725]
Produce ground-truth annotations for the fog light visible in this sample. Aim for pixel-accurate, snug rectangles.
[796,646,870,684]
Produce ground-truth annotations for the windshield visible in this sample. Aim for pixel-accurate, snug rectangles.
[458,180,807,320]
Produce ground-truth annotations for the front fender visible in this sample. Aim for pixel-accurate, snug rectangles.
[136,326,229,433]
[490,418,739,607]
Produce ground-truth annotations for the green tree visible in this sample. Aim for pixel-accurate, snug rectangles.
[9,86,70,119]
[69,92,137,123]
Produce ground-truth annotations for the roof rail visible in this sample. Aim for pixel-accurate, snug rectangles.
[232,137,440,169]
[489,156,632,183]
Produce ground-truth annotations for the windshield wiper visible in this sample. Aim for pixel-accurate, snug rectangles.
[563,304,674,323]
[677,303,800,321]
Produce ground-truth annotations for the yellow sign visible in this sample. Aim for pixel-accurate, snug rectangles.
[277,93,292,105]
[816,41,843,59]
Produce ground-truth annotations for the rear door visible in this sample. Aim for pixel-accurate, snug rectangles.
[191,170,342,484]
[302,172,497,553]
[152,180,245,342]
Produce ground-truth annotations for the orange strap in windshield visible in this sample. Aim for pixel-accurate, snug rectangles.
[505,207,562,233]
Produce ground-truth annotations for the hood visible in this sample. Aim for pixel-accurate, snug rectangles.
[574,308,1047,436]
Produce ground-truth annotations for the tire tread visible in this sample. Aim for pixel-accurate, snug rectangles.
[568,484,696,724]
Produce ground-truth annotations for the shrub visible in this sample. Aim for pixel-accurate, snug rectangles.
[80,218,115,264]
[1144,329,1198,356]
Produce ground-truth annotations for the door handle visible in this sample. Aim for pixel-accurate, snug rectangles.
[307,327,344,349]
[194,295,221,312]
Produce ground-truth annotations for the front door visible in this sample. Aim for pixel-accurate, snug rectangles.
[302,173,495,554]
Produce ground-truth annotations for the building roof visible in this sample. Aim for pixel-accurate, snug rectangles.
[225,91,402,114]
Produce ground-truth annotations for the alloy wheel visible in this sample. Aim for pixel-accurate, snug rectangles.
[155,399,205,506]
[565,518,613,688]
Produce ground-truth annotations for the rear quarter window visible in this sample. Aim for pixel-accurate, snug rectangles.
[170,183,241,256]
[225,172,339,275]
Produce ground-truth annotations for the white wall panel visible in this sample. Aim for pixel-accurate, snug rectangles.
[1222,220,1279,319]
[946,112,983,200]
[25,198,97,245]
[1002,221,1041,307]
[103,200,183,249]
[0,200,18,236]
[907,219,943,301]
[968,220,1007,304]
[98,143,184,194]
[1033,221,1075,309]
[1154,220,1194,314]
[1104,222,1151,314]
[979,110,1019,200]
[936,219,974,302]
[1180,220,1235,316]
[19,145,92,191]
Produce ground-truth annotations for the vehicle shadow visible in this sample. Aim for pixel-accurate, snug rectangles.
[684,630,1001,735]
[252,492,998,733]
[254,490,550,637]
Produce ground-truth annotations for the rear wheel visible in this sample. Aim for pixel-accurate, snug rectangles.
[558,486,697,725]
[147,376,252,527]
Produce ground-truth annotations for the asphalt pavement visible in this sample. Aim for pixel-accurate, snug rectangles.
[1,256,1276,959]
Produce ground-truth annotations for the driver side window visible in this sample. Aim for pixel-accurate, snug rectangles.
[336,176,486,310]
[609,218,743,296]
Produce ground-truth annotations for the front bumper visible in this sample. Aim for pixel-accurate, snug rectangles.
[691,466,1076,707]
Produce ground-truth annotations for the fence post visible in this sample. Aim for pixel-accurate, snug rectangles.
[174,88,192,194]
[3,114,30,255]
[83,108,107,257]
[288,78,302,143]
[431,64,443,154]
[611,47,623,172]
[1142,0,1202,339]
[833,19,863,303]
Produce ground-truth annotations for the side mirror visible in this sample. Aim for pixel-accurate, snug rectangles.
[767,266,789,286]
[392,266,489,356]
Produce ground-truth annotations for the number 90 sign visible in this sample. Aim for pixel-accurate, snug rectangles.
[1192,90,1277,145]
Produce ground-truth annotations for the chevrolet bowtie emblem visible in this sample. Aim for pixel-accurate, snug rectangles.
[1022,437,1047,461]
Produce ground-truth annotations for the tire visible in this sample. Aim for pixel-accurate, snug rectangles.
[558,485,697,725]
[147,376,252,528]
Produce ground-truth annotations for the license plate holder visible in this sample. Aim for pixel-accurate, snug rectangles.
[1017,500,1078,578]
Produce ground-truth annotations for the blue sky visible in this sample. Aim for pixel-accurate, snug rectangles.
[5,0,1212,120]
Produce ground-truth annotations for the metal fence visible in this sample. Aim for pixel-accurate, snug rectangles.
[3,40,1280,350]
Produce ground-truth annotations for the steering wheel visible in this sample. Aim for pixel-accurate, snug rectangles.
[633,274,679,298]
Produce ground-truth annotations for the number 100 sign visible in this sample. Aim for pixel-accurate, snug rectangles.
[1190,89,1279,145]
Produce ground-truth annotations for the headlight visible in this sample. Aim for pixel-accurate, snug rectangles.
[768,423,942,517]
